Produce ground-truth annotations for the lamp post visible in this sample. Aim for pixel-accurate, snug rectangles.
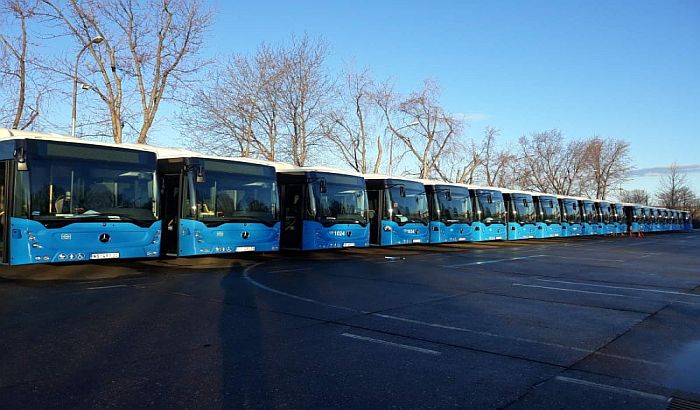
[388,121,419,174]
[71,36,104,137]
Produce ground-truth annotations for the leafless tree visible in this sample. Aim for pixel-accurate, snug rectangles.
[378,79,461,179]
[656,162,696,208]
[582,136,632,199]
[42,0,211,143]
[478,126,515,187]
[434,136,482,183]
[0,0,44,129]
[620,188,651,205]
[321,68,384,173]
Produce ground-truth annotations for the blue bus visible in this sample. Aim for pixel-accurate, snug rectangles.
[533,194,562,238]
[580,199,600,235]
[625,204,643,235]
[683,211,693,232]
[613,203,628,235]
[423,181,474,243]
[0,129,161,265]
[277,166,369,250]
[469,186,507,241]
[559,196,583,237]
[154,149,280,257]
[596,201,615,235]
[365,175,429,246]
[502,189,537,240]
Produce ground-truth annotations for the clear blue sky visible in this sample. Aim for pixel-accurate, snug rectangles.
[182,0,698,194]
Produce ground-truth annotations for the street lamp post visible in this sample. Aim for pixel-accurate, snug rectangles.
[388,121,419,174]
[71,36,104,137]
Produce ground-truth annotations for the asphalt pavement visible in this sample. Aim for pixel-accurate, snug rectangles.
[1,232,699,409]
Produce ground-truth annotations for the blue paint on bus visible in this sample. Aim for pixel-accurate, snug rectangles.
[559,197,582,237]
[534,195,562,238]
[470,188,507,241]
[503,192,537,240]
[426,184,474,243]
[364,177,429,246]
[176,218,279,256]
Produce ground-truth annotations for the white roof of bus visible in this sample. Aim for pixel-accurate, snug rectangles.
[0,128,156,153]
[415,179,471,189]
[363,173,425,184]
[276,164,364,177]
[142,145,283,168]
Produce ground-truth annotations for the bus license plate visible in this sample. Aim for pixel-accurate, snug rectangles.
[235,246,256,252]
[412,239,422,243]
[90,252,120,260]
[342,242,355,247]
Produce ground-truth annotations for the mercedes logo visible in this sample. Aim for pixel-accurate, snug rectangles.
[346,231,352,237]
[241,231,250,239]
[99,233,111,243]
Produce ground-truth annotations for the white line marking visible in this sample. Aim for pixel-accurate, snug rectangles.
[554,376,668,401]
[536,279,700,298]
[267,268,312,274]
[85,284,127,290]
[512,283,637,299]
[442,254,546,268]
[242,265,665,367]
[545,255,625,263]
[341,332,441,355]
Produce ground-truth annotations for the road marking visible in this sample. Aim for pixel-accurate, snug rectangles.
[442,254,546,268]
[341,332,442,355]
[544,255,625,263]
[243,264,665,367]
[536,279,700,298]
[512,283,637,299]
[267,268,312,274]
[85,284,127,290]
[554,376,668,401]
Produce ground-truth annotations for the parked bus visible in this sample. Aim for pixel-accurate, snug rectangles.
[423,181,474,243]
[533,193,562,238]
[558,196,583,237]
[469,186,507,241]
[613,203,628,235]
[365,175,429,246]
[580,199,600,235]
[153,148,280,257]
[277,166,369,250]
[596,200,615,235]
[502,189,536,240]
[0,129,161,265]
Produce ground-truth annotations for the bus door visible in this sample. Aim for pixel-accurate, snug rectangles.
[0,161,6,263]
[281,183,304,249]
[161,173,182,256]
[366,189,381,245]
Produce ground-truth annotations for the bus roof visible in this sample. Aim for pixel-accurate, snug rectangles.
[0,128,156,153]
[363,173,425,184]
[277,164,365,178]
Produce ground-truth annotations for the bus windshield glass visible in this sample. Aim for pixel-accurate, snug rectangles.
[308,173,368,226]
[599,202,611,223]
[434,186,472,224]
[24,141,158,226]
[510,194,536,224]
[562,199,581,224]
[190,160,278,226]
[538,196,561,224]
[615,204,627,224]
[475,189,506,225]
[387,180,428,225]
[582,202,598,223]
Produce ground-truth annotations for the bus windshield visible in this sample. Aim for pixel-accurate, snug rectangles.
[562,200,581,224]
[434,186,472,224]
[475,190,506,225]
[510,194,536,224]
[538,196,561,224]
[387,181,429,225]
[582,202,598,223]
[599,202,611,224]
[615,205,627,224]
[24,141,158,226]
[190,160,278,227]
[308,173,368,226]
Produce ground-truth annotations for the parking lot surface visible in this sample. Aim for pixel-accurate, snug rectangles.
[1,233,699,409]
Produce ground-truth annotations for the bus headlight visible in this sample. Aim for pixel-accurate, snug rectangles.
[383,226,392,232]
[152,230,161,244]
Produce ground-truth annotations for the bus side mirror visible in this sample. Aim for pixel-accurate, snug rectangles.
[319,178,327,194]
[367,210,376,219]
[446,190,452,201]
[488,195,493,204]
[522,199,528,207]
[195,166,205,183]
[14,147,28,171]
[399,186,406,197]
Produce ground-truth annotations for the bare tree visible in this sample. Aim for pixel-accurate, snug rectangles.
[322,68,383,173]
[656,162,696,208]
[620,188,651,205]
[378,79,460,179]
[0,0,43,129]
[434,136,481,183]
[479,126,515,186]
[582,136,632,199]
[42,0,211,143]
